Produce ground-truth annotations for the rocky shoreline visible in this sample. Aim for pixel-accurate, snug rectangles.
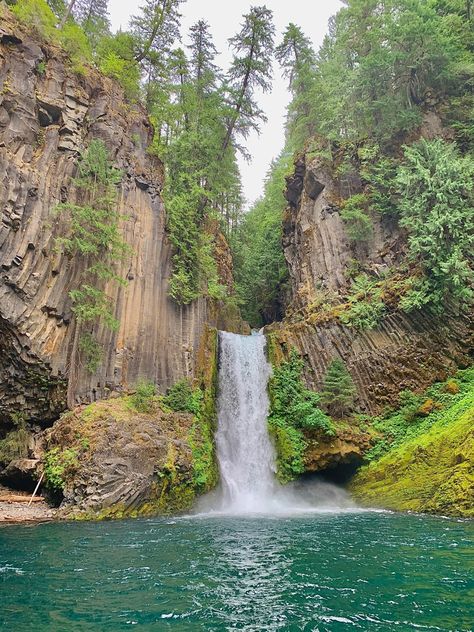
[0,486,55,524]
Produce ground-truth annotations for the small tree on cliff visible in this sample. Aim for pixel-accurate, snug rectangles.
[321,359,356,418]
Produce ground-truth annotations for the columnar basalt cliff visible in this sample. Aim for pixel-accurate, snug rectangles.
[0,15,238,428]
[268,144,473,416]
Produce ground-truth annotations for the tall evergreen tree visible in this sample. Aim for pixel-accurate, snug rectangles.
[187,20,219,94]
[320,359,356,418]
[276,23,317,149]
[222,5,275,157]
[130,0,184,64]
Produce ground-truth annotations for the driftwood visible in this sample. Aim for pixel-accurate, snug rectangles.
[0,495,45,503]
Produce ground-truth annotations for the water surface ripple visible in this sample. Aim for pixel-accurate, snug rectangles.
[1,512,473,631]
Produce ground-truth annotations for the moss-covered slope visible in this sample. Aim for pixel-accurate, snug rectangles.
[350,382,474,517]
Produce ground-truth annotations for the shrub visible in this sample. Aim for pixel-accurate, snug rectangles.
[445,380,460,395]
[268,349,336,482]
[417,398,441,417]
[340,193,373,243]
[12,0,57,39]
[59,21,92,72]
[43,447,79,491]
[130,380,157,413]
[163,379,202,415]
[341,274,385,329]
[78,332,103,374]
[269,423,306,484]
[399,390,422,423]
[396,139,474,311]
[96,32,140,100]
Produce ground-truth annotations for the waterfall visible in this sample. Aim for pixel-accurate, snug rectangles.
[215,331,276,512]
[198,330,356,516]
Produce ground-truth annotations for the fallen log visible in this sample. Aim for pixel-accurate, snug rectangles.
[0,495,45,503]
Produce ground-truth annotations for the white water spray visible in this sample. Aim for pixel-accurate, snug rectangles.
[201,331,356,516]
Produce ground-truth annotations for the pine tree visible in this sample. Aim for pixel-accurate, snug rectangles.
[276,23,315,88]
[276,23,317,150]
[72,0,108,26]
[321,359,356,418]
[130,0,183,64]
[222,5,275,157]
[187,20,219,94]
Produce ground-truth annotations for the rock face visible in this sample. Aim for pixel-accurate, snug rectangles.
[0,15,237,427]
[271,148,473,415]
[304,426,371,474]
[283,153,401,308]
[45,399,200,519]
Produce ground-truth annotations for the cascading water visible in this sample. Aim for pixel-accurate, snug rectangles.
[215,331,276,512]
[204,331,356,515]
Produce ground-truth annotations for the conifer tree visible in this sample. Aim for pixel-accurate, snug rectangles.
[130,0,183,64]
[187,20,219,94]
[222,5,275,156]
[321,359,356,418]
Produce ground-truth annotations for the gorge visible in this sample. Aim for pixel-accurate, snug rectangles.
[1,0,473,627]
[0,0,472,522]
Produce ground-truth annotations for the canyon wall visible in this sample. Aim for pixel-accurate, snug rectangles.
[269,146,473,415]
[0,15,236,427]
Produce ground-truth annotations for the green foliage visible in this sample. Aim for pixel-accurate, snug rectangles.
[43,447,79,491]
[59,21,92,72]
[351,383,474,517]
[269,423,306,484]
[78,332,103,373]
[396,139,474,311]
[320,358,356,418]
[340,193,373,243]
[163,379,202,415]
[12,0,57,38]
[306,0,471,143]
[365,367,474,462]
[268,349,335,482]
[69,286,119,330]
[55,139,129,371]
[340,274,385,330]
[232,153,291,326]
[97,33,141,100]
[130,380,157,413]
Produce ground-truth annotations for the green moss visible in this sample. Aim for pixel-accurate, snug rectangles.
[268,422,306,484]
[366,368,474,461]
[189,327,219,493]
[350,378,474,517]
[267,346,336,482]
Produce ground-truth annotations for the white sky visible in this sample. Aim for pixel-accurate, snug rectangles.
[108,0,342,208]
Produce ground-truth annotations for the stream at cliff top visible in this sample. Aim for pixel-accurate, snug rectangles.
[1,333,473,630]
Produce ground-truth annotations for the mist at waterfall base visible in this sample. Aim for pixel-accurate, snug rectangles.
[196,331,356,516]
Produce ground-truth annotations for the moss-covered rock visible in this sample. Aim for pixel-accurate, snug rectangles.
[43,396,199,519]
[349,390,474,517]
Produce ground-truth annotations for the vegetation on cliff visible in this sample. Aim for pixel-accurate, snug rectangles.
[232,0,474,325]
[350,369,474,517]
[266,342,364,483]
[54,139,129,373]
[7,0,272,307]
[43,363,219,517]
